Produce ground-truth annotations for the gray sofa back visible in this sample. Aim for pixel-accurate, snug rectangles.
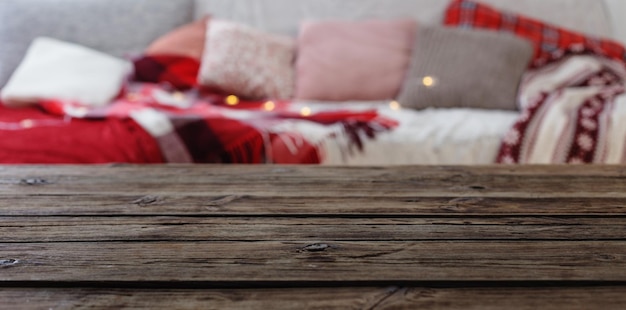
[0,0,620,89]
[0,0,195,88]
[194,0,613,38]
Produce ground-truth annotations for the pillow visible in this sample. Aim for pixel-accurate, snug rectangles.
[1,37,132,107]
[134,17,209,90]
[146,16,210,60]
[133,55,201,91]
[444,0,626,66]
[198,19,296,100]
[396,26,533,111]
[295,19,416,101]
[0,0,194,88]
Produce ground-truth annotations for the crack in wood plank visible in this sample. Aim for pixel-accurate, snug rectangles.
[348,248,406,260]
[438,197,486,212]
[132,196,161,207]
[205,195,247,207]
[366,286,403,310]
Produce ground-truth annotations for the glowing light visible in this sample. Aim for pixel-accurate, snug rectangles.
[300,106,312,117]
[264,101,276,111]
[126,93,141,102]
[389,101,401,110]
[20,119,34,128]
[225,95,239,106]
[422,76,436,87]
[172,91,186,101]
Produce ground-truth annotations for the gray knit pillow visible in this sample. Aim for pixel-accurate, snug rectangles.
[0,0,194,88]
[397,26,533,111]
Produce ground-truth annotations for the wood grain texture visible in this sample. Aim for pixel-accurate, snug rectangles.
[376,287,626,310]
[0,287,394,310]
[1,217,626,242]
[1,195,626,216]
[2,241,626,282]
[1,165,625,197]
[3,287,626,310]
[2,164,626,308]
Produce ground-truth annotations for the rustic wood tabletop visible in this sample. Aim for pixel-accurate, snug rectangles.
[1,165,626,309]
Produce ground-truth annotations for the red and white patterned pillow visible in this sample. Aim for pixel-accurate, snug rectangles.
[444,0,626,67]
[133,55,200,91]
[198,20,296,100]
[133,17,209,91]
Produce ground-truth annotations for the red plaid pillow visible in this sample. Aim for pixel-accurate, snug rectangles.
[133,55,200,91]
[444,0,626,66]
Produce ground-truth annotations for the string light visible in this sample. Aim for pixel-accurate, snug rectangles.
[20,119,34,128]
[225,95,239,106]
[0,119,69,131]
[264,101,276,111]
[172,91,186,101]
[300,107,312,117]
[64,106,89,118]
[422,76,437,87]
[126,93,141,102]
[389,101,401,111]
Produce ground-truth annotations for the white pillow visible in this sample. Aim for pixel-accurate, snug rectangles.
[0,37,132,107]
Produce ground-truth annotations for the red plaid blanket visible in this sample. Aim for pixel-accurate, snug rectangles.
[39,83,398,164]
[444,0,626,67]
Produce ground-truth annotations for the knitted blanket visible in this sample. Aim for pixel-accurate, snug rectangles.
[497,47,626,164]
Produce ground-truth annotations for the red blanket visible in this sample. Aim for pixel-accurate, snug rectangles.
[35,83,397,164]
[0,104,164,164]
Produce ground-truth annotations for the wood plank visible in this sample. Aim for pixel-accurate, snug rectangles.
[0,287,393,310]
[2,217,626,242]
[1,165,625,198]
[3,287,626,310]
[2,164,625,308]
[2,195,626,216]
[377,287,626,310]
[4,164,626,177]
[2,241,626,282]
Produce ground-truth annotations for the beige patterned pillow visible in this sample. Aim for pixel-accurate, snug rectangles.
[397,26,533,111]
[198,19,296,100]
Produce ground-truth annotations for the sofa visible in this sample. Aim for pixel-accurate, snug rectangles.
[0,0,625,165]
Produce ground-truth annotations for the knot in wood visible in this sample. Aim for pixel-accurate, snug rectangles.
[0,259,19,267]
[132,195,160,207]
[596,254,618,261]
[469,185,486,190]
[19,178,50,186]
[300,243,331,253]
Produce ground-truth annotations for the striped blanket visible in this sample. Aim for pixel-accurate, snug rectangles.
[497,47,626,164]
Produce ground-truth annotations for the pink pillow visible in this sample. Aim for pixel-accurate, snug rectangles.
[296,19,417,101]
[198,20,296,100]
[146,16,209,60]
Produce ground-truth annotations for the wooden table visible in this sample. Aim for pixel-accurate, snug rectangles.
[1,165,626,309]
